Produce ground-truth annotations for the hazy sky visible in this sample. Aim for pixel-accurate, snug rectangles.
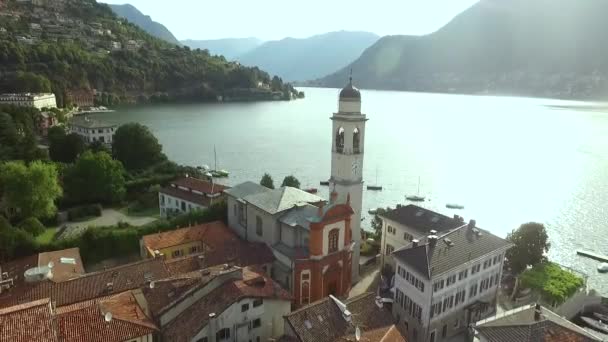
[102,0,479,41]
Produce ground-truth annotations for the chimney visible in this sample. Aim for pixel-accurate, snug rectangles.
[468,219,476,230]
[208,313,217,342]
[317,202,324,217]
[106,282,114,293]
[346,192,351,205]
[428,235,438,248]
[429,230,438,235]
[534,304,542,321]
[412,239,419,247]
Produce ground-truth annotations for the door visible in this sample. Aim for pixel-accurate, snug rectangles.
[429,331,436,342]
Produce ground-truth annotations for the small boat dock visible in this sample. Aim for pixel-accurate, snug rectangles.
[577,250,608,262]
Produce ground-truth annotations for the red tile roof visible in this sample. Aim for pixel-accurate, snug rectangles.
[162,266,292,342]
[160,185,224,207]
[0,298,56,342]
[143,221,275,269]
[56,291,158,342]
[171,177,228,195]
[0,258,169,309]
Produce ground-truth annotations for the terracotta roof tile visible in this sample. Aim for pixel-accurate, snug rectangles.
[284,293,405,342]
[171,177,228,195]
[0,258,169,308]
[56,291,157,342]
[0,298,56,342]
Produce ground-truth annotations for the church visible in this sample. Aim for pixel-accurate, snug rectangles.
[224,79,366,305]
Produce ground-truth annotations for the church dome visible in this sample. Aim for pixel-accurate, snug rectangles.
[339,78,361,100]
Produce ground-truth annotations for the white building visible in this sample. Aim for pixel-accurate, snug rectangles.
[67,116,117,144]
[391,221,513,342]
[0,93,56,109]
[380,205,467,271]
[330,76,367,282]
[158,176,227,218]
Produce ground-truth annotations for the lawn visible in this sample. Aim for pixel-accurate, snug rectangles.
[520,262,585,304]
[119,205,160,218]
[36,227,58,244]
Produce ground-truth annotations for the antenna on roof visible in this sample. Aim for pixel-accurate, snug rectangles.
[355,326,361,341]
[104,312,113,323]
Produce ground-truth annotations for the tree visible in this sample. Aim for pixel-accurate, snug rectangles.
[64,151,126,204]
[260,173,275,189]
[371,208,388,238]
[0,112,19,160]
[281,175,300,189]
[112,123,164,170]
[505,222,551,274]
[88,139,110,154]
[49,130,85,163]
[19,217,45,237]
[0,161,62,220]
[0,216,37,262]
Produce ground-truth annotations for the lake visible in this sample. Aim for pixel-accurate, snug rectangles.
[93,87,608,295]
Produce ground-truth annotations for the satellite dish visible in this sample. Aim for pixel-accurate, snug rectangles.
[149,281,155,289]
[355,326,361,341]
[48,261,54,269]
[104,312,113,323]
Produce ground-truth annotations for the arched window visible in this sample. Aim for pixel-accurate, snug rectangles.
[328,229,339,253]
[353,127,360,153]
[301,281,310,305]
[335,127,345,153]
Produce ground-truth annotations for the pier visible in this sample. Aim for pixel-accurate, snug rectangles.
[576,249,608,262]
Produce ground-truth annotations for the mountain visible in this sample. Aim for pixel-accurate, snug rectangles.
[237,31,380,82]
[181,38,263,60]
[318,0,608,99]
[107,3,179,45]
[0,0,296,106]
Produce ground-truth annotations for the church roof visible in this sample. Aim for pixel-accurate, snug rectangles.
[279,204,320,230]
[223,181,270,199]
[244,187,324,215]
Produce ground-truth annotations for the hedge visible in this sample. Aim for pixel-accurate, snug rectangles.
[67,204,103,221]
[520,262,585,304]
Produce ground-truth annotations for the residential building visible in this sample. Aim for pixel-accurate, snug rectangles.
[0,93,56,109]
[330,77,367,282]
[474,303,602,341]
[67,115,117,144]
[144,264,292,342]
[159,176,227,218]
[125,39,140,51]
[66,89,94,108]
[0,248,85,294]
[380,205,467,271]
[391,221,513,342]
[225,182,355,305]
[0,293,157,342]
[36,111,56,136]
[139,220,274,270]
[280,292,407,342]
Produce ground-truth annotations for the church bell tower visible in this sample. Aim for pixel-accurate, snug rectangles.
[329,76,366,282]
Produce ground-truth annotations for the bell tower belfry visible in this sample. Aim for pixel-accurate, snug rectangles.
[329,75,367,282]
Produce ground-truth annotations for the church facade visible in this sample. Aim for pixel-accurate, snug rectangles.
[223,79,367,304]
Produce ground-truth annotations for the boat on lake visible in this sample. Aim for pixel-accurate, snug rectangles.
[406,176,425,202]
[367,167,382,191]
[209,146,229,178]
[594,312,608,321]
[598,263,608,273]
[368,208,378,215]
[305,188,318,194]
[581,316,608,334]
[320,181,329,186]
[446,203,465,209]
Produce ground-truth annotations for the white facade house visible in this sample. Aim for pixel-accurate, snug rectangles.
[158,177,227,218]
[330,77,367,282]
[379,205,467,271]
[0,93,57,109]
[67,116,117,145]
[391,221,513,342]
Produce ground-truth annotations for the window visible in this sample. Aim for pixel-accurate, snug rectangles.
[160,195,165,205]
[238,202,246,226]
[252,318,261,328]
[385,244,394,255]
[458,269,468,281]
[256,216,263,236]
[302,273,310,280]
[241,303,249,312]
[495,273,500,286]
[100,136,105,143]
[196,338,208,342]
[454,319,460,329]
[301,282,310,305]
[469,283,478,298]
[233,204,237,217]
[446,274,456,287]
[190,246,199,254]
[429,331,436,342]
[253,298,263,307]
[353,127,360,153]
[181,201,186,211]
[442,324,448,338]
[172,249,183,258]
[216,328,230,341]
[328,229,339,253]
[98,129,103,133]
[336,127,345,153]
[418,281,425,293]
[471,264,481,274]
[403,232,413,241]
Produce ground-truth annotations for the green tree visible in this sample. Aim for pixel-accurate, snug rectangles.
[49,130,85,163]
[0,216,37,262]
[0,161,62,220]
[260,173,275,189]
[112,123,164,170]
[0,112,19,160]
[505,222,551,274]
[64,151,126,204]
[371,208,388,238]
[281,175,301,189]
[88,139,111,154]
[19,217,45,237]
